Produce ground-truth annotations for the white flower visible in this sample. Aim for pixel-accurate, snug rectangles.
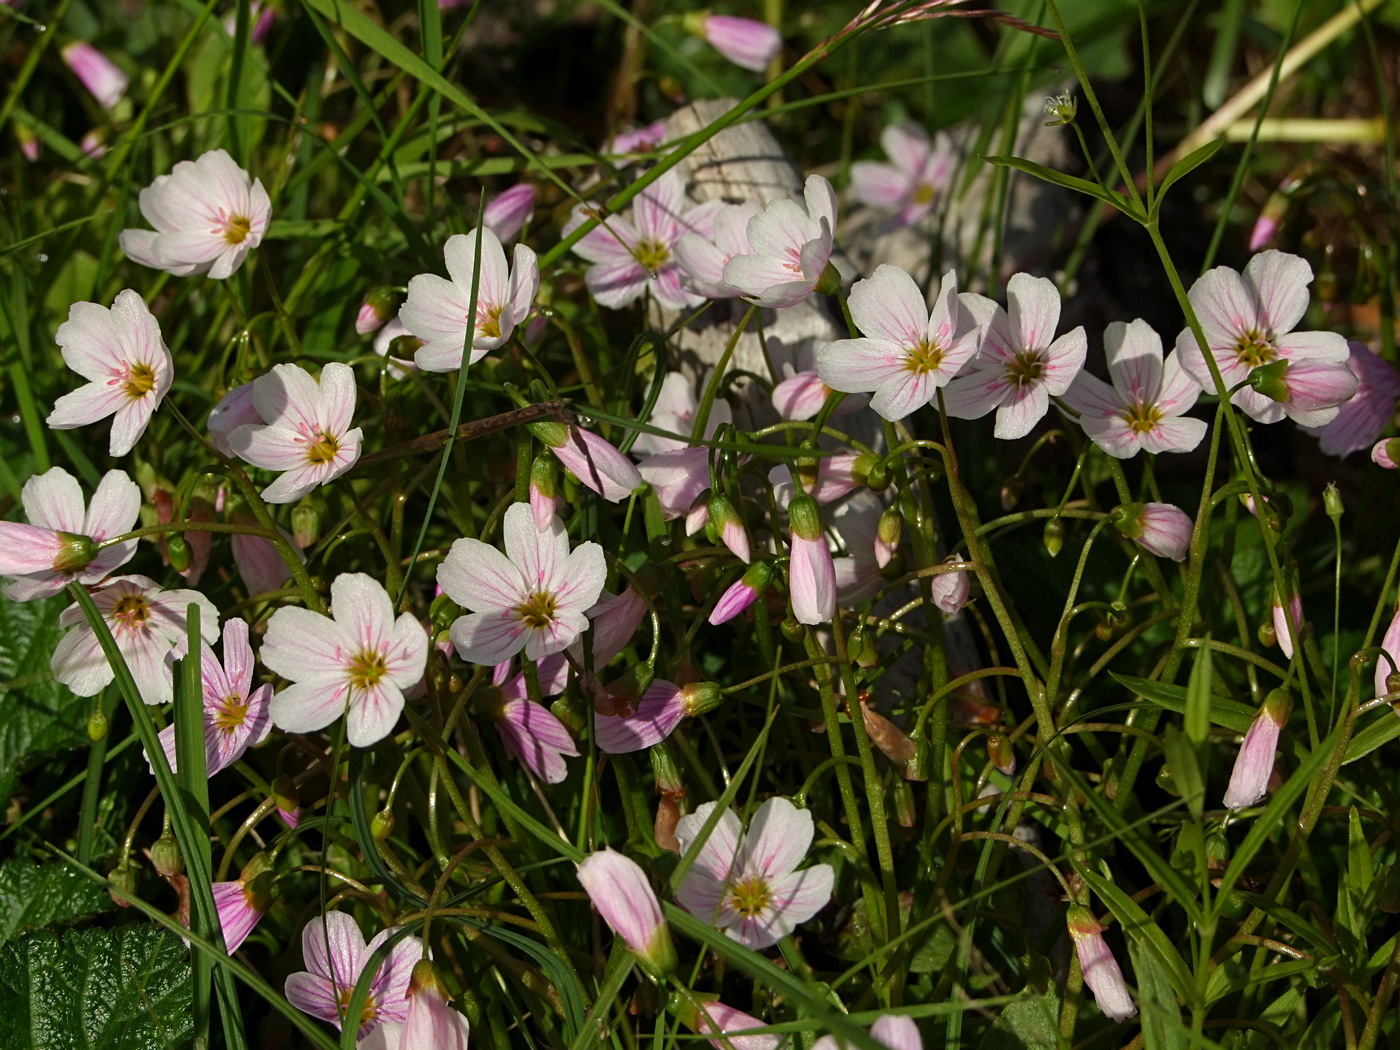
[722,175,837,309]
[119,149,271,279]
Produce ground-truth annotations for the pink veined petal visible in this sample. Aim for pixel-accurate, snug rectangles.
[880,122,931,176]
[869,369,934,422]
[346,681,405,747]
[284,973,342,1026]
[260,606,353,681]
[257,463,324,505]
[317,362,358,438]
[721,254,809,306]
[803,175,838,237]
[47,383,129,433]
[674,232,733,296]
[958,293,1016,361]
[576,849,666,956]
[369,927,422,1009]
[1079,415,1145,460]
[1155,351,1205,414]
[0,523,64,577]
[674,803,744,882]
[940,371,1011,421]
[771,369,831,421]
[739,797,814,880]
[593,681,687,753]
[745,197,814,258]
[585,258,649,310]
[1103,319,1165,404]
[698,1003,782,1050]
[850,161,912,210]
[22,466,86,533]
[870,1015,924,1050]
[302,911,368,986]
[384,612,428,690]
[755,863,834,934]
[675,864,740,930]
[508,243,540,324]
[553,541,608,618]
[119,629,177,705]
[1187,265,1259,352]
[925,270,962,347]
[570,213,642,265]
[1039,327,1088,396]
[450,609,528,666]
[1244,249,1313,337]
[1374,607,1400,699]
[107,396,158,457]
[1006,273,1062,352]
[520,607,590,661]
[848,265,928,347]
[1273,329,1351,366]
[269,678,353,735]
[1061,372,1125,421]
[1280,359,1359,427]
[198,635,232,706]
[498,698,579,783]
[444,228,509,312]
[650,264,703,310]
[1223,711,1282,809]
[437,538,525,614]
[50,623,113,697]
[1140,415,1208,455]
[789,534,835,625]
[993,383,1051,440]
[248,363,322,434]
[632,171,687,246]
[330,572,393,655]
[83,469,141,540]
[552,428,642,502]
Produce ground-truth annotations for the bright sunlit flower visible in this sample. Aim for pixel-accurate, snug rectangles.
[52,575,219,705]
[261,573,429,748]
[942,273,1086,440]
[284,912,421,1040]
[149,618,273,777]
[818,267,979,420]
[674,796,834,949]
[437,503,607,665]
[723,175,838,309]
[401,227,539,372]
[228,362,363,504]
[542,425,643,503]
[119,149,270,279]
[0,466,140,602]
[850,121,954,230]
[567,170,719,310]
[1062,319,1207,458]
[1174,250,1356,426]
[675,201,759,300]
[47,290,173,457]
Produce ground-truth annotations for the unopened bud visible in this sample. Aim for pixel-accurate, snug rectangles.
[1323,483,1343,522]
[850,453,883,491]
[1257,621,1278,648]
[371,808,395,840]
[850,627,879,668]
[987,732,1016,775]
[681,681,723,717]
[52,531,98,574]
[430,590,462,631]
[1043,517,1065,557]
[272,775,300,829]
[780,616,806,643]
[788,493,823,542]
[876,508,903,565]
[707,494,750,563]
[814,260,842,296]
[650,740,685,796]
[291,498,320,549]
[87,706,108,742]
[531,454,559,500]
[108,857,139,907]
[151,829,183,878]
[1247,359,1291,404]
[357,287,398,335]
[1001,474,1024,511]
[526,419,571,449]
[166,534,192,573]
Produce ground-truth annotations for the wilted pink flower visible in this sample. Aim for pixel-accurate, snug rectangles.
[402,227,539,372]
[1174,250,1355,426]
[1302,341,1400,457]
[675,796,834,949]
[52,575,218,705]
[633,371,732,456]
[0,466,139,602]
[1375,605,1400,699]
[710,562,773,625]
[723,175,837,309]
[1063,319,1207,458]
[1271,586,1303,661]
[577,848,676,974]
[697,1002,782,1050]
[595,679,721,753]
[1113,502,1191,562]
[437,503,606,665]
[47,290,173,457]
[829,491,884,606]
[120,150,270,279]
[483,182,536,243]
[639,447,711,524]
[789,494,835,625]
[604,120,670,157]
[943,274,1086,440]
[208,382,261,457]
[1223,692,1290,810]
[150,617,273,776]
[851,121,953,230]
[930,560,970,614]
[819,267,979,420]
[229,362,363,504]
[1066,906,1136,1021]
[399,962,470,1050]
[488,688,580,784]
[546,426,643,503]
[210,855,274,953]
[694,14,780,72]
[262,573,428,747]
[567,170,718,310]
[284,912,421,1039]
[62,43,128,110]
[675,201,759,300]
[232,520,304,598]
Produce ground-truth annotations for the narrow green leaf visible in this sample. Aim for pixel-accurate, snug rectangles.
[1150,139,1225,221]
[1348,807,1374,897]
[1340,708,1400,764]
[1079,870,1196,1006]
[1112,672,1255,733]
[1127,933,1188,1050]
[1184,641,1212,746]
[1162,725,1205,824]
[982,154,1145,220]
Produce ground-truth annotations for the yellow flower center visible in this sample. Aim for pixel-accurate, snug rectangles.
[634,239,671,272]
[905,338,946,375]
[123,362,157,400]
[727,876,772,919]
[514,591,558,630]
[110,594,151,629]
[222,214,253,245]
[348,650,388,691]
[336,987,380,1029]
[913,181,936,204]
[1234,329,1276,369]
[476,304,504,340]
[1005,349,1046,388]
[305,431,340,466]
[1122,402,1163,434]
[212,695,249,734]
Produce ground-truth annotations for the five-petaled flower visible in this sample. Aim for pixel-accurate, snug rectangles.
[850,121,954,230]
[47,290,174,457]
[942,273,1086,440]
[284,912,421,1040]
[818,266,980,421]
[437,503,607,666]
[229,362,363,504]
[674,796,834,949]
[120,149,271,280]
[400,226,540,372]
[261,573,428,748]
[1063,319,1207,458]
[722,175,838,309]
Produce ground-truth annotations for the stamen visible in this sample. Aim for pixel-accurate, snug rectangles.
[123,362,157,399]
[348,650,388,691]
[305,431,341,466]
[514,591,559,630]
[727,876,772,918]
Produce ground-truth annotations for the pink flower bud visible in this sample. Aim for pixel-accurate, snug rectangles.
[577,849,675,975]
[356,302,387,336]
[788,495,835,625]
[1375,604,1400,700]
[696,1002,781,1050]
[62,43,129,110]
[483,183,537,243]
[1066,906,1136,1022]
[1223,690,1290,810]
[1271,585,1303,660]
[1372,437,1400,469]
[710,562,773,625]
[708,493,750,563]
[17,125,39,162]
[401,961,471,1050]
[1113,501,1191,562]
[549,427,643,503]
[930,560,970,614]
[695,14,781,72]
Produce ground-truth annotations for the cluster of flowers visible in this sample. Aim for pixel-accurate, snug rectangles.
[8,83,1398,1040]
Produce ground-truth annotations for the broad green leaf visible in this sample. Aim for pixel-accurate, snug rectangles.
[1112,672,1255,733]
[0,595,91,803]
[0,925,192,1050]
[982,154,1145,220]
[1340,708,1400,764]
[1150,139,1225,221]
[973,987,1059,1049]
[0,860,110,949]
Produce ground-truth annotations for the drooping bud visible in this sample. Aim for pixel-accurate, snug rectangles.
[62,42,129,110]
[166,534,192,573]
[680,681,723,717]
[291,498,320,549]
[483,182,537,243]
[987,732,1016,776]
[707,494,750,564]
[1111,502,1191,562]
[709,562,773,625]
[1066,905,1136,1021]
[1043,518,1065,557]
[930,559,971,614]
[151,828,184,879]
[780,616,806,643]
[87,705,109,742]
[371,808,395,841]
[356,287,398,335]
[787,494,835,625]
[529,455,561,530]
[850,627,879,668]
[1270,581,1303,660]
[272,775,300,829]
[402,960,472,1050]
[1247,359,1291,404]
[577,849,677,976]
[108,857,139,908]
[682,12,781,72]
[1223,690,1291,810]
[1372,437,1400,470]
[875,508,902,567]
[52,531,98,575]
